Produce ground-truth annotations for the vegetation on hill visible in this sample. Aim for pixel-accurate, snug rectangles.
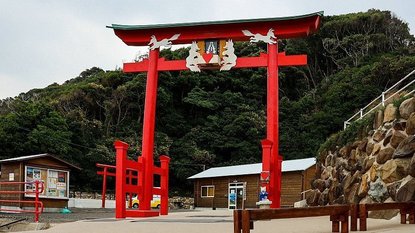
[0,10,414,194]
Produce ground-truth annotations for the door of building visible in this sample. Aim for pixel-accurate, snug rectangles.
[228,182,245,209]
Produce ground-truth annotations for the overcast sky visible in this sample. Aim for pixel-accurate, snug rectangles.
[0,0,414,99]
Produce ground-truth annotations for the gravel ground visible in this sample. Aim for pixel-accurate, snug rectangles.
[0,208,192,224]
[0,208,114,224]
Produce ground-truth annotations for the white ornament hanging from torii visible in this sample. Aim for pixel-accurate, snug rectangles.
[148,34,181,50]
[242,28,276,44]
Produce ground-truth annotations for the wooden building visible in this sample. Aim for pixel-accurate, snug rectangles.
[188,158,315,209]
[0,153,80,211]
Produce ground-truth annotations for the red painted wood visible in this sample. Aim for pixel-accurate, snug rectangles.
[160,155,170,215]
[125,209,159,217]
[114,140,129,218]
[101,167,107,208]
[140,49,160,211]
[112,15,321,46]
[267,43,280,208]
[123,53,306,72]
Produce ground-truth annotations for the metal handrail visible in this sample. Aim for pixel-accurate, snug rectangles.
[344,69,415,129]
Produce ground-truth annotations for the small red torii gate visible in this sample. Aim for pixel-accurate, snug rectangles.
[108,12,322,217]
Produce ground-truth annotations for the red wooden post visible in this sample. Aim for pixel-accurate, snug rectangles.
[115,140,129,218]
[101,167,107,208]
[159,155,170,215]
[137,156,144,202]
[359,204,367,231]
[241,210,251,233]
[350,204,358,231]
[267,42,281,208]
[140,48,160,211]
[234,210,242,233]
[400,209,407,224]
[34,180,40,222]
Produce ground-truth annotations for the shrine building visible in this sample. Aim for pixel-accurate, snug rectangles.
[188,158,315,209]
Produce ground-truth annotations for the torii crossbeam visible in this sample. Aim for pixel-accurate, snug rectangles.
[108,11,322,217]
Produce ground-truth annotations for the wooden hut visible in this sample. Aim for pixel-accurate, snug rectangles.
[188,158,315,209]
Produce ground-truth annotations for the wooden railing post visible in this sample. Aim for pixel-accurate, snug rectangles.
[241,210,251,233]
[34,181,40,222]
[359,204,367,231]
[101,166,107,208]
[350,204,358,231]
[234,210,242,233]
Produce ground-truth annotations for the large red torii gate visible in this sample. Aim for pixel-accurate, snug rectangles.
[108,12,322,217]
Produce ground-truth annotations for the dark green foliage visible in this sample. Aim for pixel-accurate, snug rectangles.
[0,10,414,193]
[317,115,374,160]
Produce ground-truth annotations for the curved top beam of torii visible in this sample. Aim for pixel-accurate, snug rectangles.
[108,11,323,46]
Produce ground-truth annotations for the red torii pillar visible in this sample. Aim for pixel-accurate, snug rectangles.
[139,48,160,211]
[109,12,322,211]
[267,42,282,208]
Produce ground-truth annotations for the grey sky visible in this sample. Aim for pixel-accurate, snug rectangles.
[0,0,414,99]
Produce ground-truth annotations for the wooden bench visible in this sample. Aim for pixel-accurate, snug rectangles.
[234,205,351,233]
[350,202,415,231]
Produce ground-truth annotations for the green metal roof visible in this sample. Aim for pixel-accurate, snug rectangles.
[107,11,323,30]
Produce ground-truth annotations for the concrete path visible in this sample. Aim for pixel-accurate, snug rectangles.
[17,209,415,233]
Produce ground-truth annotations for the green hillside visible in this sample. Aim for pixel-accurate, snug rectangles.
[0,9,414,194]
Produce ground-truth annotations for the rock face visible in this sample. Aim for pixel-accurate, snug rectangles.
[313,94,415,208]
[376,147,394,164]
[373,130,386,142]
[380,159,410,183]
[393,135,415,158]
[383,104,397,123]
[406,112,415,135]
[368,177,388,202]
[390,130,407,148]
[399,97,415,120]
[358,174,369,198]
[373,110,384,129]
[395,175,415,202]
[409,155,415,177]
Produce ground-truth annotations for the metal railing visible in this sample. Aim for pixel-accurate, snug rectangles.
[344,69,415,129]
[0,181,44,222]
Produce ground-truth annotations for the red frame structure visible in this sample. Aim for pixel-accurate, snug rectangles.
[0,181,44,222]
[108,12,322,213]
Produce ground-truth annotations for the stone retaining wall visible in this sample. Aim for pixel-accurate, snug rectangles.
[311,97,415,214]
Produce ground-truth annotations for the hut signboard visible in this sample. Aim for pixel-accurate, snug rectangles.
[25,166,69,199]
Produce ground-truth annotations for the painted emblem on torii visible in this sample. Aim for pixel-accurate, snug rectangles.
[185,39,237,72]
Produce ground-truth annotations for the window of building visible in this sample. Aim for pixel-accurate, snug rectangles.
[25,166,69,199]
[201,185,214,197]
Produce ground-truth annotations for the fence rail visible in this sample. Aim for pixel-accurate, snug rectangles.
[0,181,44,222]
[344,69,415,129]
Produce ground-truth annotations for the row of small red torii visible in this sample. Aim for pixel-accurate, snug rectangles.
[104,12,322,218]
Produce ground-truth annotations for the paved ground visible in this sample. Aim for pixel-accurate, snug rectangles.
[5,209,415,233]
